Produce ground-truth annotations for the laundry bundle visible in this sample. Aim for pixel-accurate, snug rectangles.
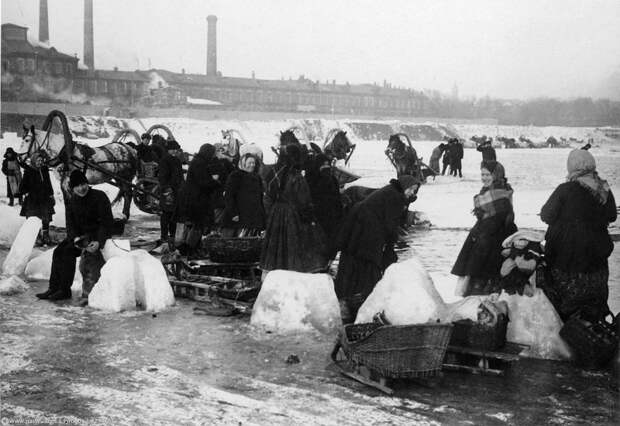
[499,230,545,296]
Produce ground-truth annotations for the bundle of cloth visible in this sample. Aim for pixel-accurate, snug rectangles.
[498,230,545,296]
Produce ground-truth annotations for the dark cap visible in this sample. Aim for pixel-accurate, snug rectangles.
[141,133,151,140]
[69,169,88,188]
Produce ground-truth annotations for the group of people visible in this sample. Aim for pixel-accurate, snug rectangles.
[427,138,464,178]
[451,149,616,323]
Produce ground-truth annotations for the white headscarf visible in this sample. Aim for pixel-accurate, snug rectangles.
[566,149,610,204]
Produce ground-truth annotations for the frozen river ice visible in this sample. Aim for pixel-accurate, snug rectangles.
[1,124,619,424]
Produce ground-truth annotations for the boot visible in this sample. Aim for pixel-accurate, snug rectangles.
[48,289,72,301]
[36,289,54,299]
[41,230,51,246]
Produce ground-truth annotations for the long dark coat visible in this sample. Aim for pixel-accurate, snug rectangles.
[541,181,616,273]
[477,144,497,161]
[305,167,343,257]
[2,155,22,198]
[334,180,408,299]
[19,165,55,221]
[66,188,114,247]
[259,166,327,272]
[451,196,517,280]
[448,142,464,169]
[179,149,223,226]
[222,169,266,230]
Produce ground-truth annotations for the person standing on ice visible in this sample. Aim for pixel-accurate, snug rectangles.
[539,149,617,322]
[451,161,517,296]
[441,142,452,175]
[448,138,464,178]
[157,139,184,246]
[334,174,421,321]
[476,138,497,161]
[2,147,23,206]
[221,153,266,237]
[19,151,55,246]
[260,144,328,274]
[429,143,446,175]
[36,170,113,301]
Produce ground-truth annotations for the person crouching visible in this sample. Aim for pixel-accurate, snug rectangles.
[36,170,113,301]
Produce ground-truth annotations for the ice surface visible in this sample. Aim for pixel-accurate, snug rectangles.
[0,275,28,295]
[2,217,42,276]
[131,250,175,312]
[355,258,446,325]
[0,205,26,247]
[251,270,341,334]
[102,239,131,261]
[88,257,136,312]
[498,288,572,360]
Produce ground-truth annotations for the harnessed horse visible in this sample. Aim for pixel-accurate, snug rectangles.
[18,110,139,219]
[323,129,355,165]
[385,133,428,182]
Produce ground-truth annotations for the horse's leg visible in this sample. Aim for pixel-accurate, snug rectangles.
[120,185,132,220]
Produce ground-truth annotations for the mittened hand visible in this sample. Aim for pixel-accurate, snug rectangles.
[85,241,100,253]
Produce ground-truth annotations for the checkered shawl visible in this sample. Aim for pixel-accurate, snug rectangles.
[473,186,513,220]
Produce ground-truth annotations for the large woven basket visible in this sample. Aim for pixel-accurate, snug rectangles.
[204,236,263,263]
[340,322,453,379]
[560,313,618,368]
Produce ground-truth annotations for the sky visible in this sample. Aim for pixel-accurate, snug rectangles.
[2,0,620,100]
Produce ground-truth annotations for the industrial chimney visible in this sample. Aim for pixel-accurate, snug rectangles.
[83,0,94,69]
[39,0,49,43]
[206,15,217,77]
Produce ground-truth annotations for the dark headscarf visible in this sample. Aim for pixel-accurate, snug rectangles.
[198,143,216,160]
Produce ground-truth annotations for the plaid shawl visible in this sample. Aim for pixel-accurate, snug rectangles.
[473,186,513,220]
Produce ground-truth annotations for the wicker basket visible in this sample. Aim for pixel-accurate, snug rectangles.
[449,314,509,351]
[204,236,263,263]
[560,313,618,368]
[340,322,453,379]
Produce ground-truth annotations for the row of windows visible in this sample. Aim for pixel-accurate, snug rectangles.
[3,57,73,75]
[74,78,143,95]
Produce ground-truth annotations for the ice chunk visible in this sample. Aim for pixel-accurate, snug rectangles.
[251,270,341,334]
[131,249,174,312]
[88,257,136,312]
[440,296,485,323]
[0,205,26,246]
[498,288,572,360]
[102,239,131,261]
[356,257,445,325]
[0,275,28,295]
[24,248,82,287]
[2,217,42,276]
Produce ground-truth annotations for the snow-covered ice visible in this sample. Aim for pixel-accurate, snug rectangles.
[88,257,137,312]
[355,257,445,325]
[0,275,28,295]
[131,249,175,312]
[2,217,41,276]
[0,205,26,246]
[102,239,131,261]
[251,270,341,334]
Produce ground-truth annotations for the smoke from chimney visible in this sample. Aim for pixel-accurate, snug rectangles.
[39,0,49,43]
[206,15,217,76]
[83,0,94,69]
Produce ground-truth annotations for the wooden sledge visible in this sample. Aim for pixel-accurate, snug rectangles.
[442,342,526,376]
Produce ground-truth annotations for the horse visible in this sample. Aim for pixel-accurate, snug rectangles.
[18,112,139,219]
[323,129,355,165]
[385,134,424,181]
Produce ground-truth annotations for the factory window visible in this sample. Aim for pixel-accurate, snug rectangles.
[26,59,35,73]
[2,61,8,72]
[55,62,62,74]
[65,63,72,74]
[17,58,25,73]
[100,80,108,93]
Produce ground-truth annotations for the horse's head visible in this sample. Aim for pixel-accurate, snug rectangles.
[220,129,242,161]
[279,129,301,147]
[386,134,406,155]
[19,124,68,167]
[325,130,355,162]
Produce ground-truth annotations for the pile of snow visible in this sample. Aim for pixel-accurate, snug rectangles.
[251,271,341,334]
[88,248,174,312]
[498,288,572,360]
[2,217,41,276]
[0,205,26,247]
[24,248,83,288]
[0,275,28,295]
[355,258,445,325]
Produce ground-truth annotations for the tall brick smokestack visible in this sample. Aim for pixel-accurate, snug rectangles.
[39,0,49,43]
[206,15,217,76]
[83,0,94,69]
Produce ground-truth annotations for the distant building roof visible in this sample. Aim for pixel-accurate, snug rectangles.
[1,22,77,62]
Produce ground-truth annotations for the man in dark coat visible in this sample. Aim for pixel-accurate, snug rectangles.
[2,147,23,206]
[335,174,420,320]
[477,139,497,161]
[36,170,113,301]
[158,140,184,245]
[441,145,452,175]
[448,138,464,178]
[305,153,343,259]
[136,133,158,178]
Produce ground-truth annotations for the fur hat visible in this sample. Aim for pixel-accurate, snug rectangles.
[69,169,88,188]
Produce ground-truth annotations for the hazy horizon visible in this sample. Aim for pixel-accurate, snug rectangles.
[2,0,620,101]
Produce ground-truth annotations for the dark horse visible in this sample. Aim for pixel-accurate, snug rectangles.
[385,133,425,181]
[323,129,355,164]
[18,110,139,219]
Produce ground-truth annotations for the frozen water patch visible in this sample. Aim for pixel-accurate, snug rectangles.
[0,333,33,374]
[486,412,514,422]
[0,404,86,425]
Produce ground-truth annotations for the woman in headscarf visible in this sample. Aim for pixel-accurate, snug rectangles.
[451,160,517,296]
[19,151,55,245]
[2,147,23,206]
[540,149,617,322]
[335,174,421,320]
[260,144,327,273]
[222,153,265,237]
